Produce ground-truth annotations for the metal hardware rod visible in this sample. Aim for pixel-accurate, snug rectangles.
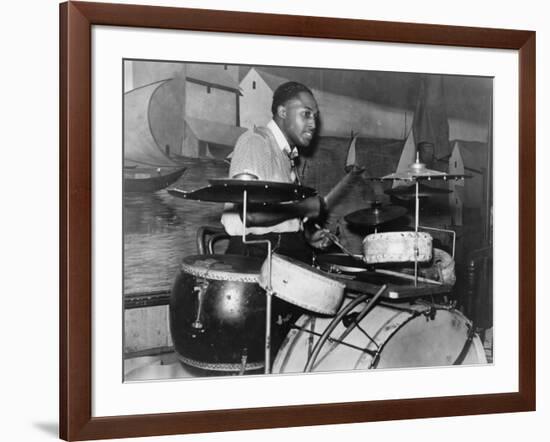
[414,180,419,286]
[241,189,273,374]
[419,225,457,259]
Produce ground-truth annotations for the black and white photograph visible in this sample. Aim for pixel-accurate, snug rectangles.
[122,59,494,381]
[6,0,548,440]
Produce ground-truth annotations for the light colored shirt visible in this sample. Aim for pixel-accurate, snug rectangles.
[221,120,302,236]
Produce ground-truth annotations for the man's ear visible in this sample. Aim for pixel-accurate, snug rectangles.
[276,104,287,120]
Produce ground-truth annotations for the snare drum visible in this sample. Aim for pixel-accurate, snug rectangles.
[363,231,433,264]
[259,253,346,316]
[272,299,486,373]
[170,254,266,372]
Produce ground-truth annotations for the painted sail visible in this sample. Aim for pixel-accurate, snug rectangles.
[344,134,358,172]
[124,79,183,167]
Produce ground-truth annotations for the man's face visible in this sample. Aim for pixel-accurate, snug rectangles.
[278,92,319,149]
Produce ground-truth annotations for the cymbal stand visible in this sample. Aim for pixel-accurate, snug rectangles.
[241,190,273,374]
[414,180,420,286]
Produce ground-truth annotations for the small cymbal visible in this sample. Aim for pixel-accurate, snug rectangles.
[168,179,316,203]
[384,183,452,199]
[344,204,407,227]
[366,160,470,182]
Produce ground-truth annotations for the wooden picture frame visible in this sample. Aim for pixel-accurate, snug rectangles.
[60,1,535,440]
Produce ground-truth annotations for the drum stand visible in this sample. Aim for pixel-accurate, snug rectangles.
[240,190,274,374]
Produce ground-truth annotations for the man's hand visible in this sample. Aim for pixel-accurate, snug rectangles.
[305,227,333,250]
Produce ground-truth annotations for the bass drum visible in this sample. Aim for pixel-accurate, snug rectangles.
[170,254,266,373]
[272,299,487,373]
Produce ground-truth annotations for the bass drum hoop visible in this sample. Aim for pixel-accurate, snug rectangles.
[176,354,264,372]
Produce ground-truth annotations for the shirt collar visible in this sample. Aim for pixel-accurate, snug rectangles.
[267,120,298,159]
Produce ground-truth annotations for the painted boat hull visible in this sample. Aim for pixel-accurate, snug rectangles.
[124,167,186,192]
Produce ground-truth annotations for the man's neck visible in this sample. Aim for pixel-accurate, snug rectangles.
[267,119,295,154]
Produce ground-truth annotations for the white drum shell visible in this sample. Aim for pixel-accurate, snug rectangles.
[426,248,456,285]
[259,253,345,315]
[363,231,433,264]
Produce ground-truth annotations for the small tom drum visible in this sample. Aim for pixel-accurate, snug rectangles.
[363,231,433,264]
[259,253,345,316]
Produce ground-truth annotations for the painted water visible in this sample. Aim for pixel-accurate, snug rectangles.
[124,158,228,294]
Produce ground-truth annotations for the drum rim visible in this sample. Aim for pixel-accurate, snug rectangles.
[274,290,342,315]
[181,254,261,282]
[362,231,432,245]
[176,353,264,372]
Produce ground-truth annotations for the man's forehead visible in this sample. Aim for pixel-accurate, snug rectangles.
[286,92,318,112]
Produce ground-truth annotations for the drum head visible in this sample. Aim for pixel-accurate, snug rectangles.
[370,309,476,369]
[180,254,262,281]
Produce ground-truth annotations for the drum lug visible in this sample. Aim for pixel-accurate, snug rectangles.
[423,306,437,321]
[191,279,209,330]
[238,349,248,375]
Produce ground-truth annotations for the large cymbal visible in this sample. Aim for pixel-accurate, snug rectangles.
[384,183,452,199]
[168,179,316,203]
[344,204,407,227]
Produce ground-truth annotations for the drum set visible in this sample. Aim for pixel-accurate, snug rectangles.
[167,156,486,376]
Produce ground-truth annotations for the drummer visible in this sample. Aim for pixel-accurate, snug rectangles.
[221,81,332,263]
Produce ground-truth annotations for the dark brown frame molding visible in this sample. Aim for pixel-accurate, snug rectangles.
[60,1,536,440]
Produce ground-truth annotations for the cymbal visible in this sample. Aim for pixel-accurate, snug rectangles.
[168,179,316,203]
[384,183,452,199]
[366,160,470,182]
[344,204,407,227]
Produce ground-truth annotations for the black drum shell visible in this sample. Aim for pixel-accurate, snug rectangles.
[169,255,266,370]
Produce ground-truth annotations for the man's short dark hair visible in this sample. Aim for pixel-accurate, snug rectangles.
[271,81,314,116]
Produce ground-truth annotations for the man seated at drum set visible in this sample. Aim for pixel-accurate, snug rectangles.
[169,81,487,377]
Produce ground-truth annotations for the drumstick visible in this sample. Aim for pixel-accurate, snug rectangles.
[374,268,442,285]
[313,223,363,262]
[323,166,365,210]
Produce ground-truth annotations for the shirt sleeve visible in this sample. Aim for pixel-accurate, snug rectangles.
[228,131,272,180]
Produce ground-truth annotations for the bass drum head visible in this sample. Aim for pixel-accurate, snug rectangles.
[272,301,486,374]
[368,308,483,369]
[180,254,263,280]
